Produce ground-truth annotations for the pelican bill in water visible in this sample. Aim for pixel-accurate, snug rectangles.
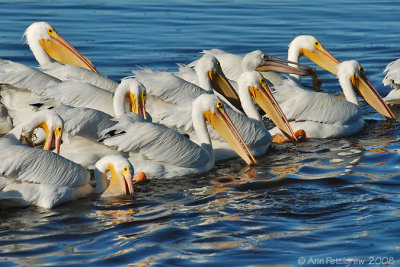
[51,79,148,169]
[0,110,136,209]
[269,60,395,138]
[133,57,295,158]
[101,94,257,179]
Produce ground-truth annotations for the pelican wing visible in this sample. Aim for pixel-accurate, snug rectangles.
[174,63,198,85]
[40,62,119,92]
[224,105,271,148]
[188,49,244,82]
[54,105,115,140]
[0,59,60,91]
[132,69,209,105]
[187,48,228,68]
[0,137,89,188]
[101,113,209,168]
[36,80,115,116]
[274,80,362,125]
[146,98,194,134]
[383,59,400,89]
[149,96,270,148]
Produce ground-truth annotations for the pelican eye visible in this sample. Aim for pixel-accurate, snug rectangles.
[47,28,54,35]
[314,41,319,47]
[261,54,270,60]
[358,65,365,75]
[122,166,130,175]
[216,101,223,109]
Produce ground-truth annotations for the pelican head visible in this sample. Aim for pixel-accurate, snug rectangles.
[242,50,312,77]
[196,55,243,112]
[20,110,64,154]
[24,21,98,72]
[289,35,340,76]
[337,60,395,119]
[114,79,147,119]
[95,155,137,196]
[192,94,257,165]
[238,71,298,142]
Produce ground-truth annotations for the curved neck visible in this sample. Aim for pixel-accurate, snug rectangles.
[93,163,108,194]
[113,84,130,117]
[197,71,213,92]
[28,40,52,66]
[192,108,214,162]
[238,87,262,122]
[339,77,359,105]
[287,43,302,83]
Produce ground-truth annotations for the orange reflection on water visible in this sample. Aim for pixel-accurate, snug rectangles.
[270,163,301,180]
[95,207,136,225]
[355,138,396,155]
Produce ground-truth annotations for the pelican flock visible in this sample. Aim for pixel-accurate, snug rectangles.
[0,21,397,209]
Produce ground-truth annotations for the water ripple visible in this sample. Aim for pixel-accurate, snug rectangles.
[2,0,400,265]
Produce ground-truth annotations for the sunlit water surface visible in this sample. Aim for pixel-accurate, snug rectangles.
[1,1,400,266]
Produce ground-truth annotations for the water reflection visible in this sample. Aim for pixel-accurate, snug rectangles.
[2,0,400,265]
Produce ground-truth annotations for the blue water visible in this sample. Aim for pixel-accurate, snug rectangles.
[1,0,400,266]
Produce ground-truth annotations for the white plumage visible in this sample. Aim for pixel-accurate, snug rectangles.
[269,60,395,138]
[0,60,145,120]
[40,62,118,92]
[186,49,290,87]
[24,21,98,73]
[0,61,146,168]
[0,137,91,209]
[0,110,136,208]
[23,22,122,92]
[0,144,135,209]
[101,94,256,179]
[52,105,124,169]
[383,58,400,104]
[47,79,147,169]
[186,35,339,89]
[133,55,273,157]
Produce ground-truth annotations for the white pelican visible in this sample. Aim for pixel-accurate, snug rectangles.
[383,58,400,104]
[101,94,257,179]
[5,109,64,154]
[133,55,297,157]
[0,59,147,167]
[236,71,301,142]
[187,35,339,87]
[269,60,395,138]
[24,21,118,92]
[24,21,98,73]
[50,79,147,169]
[0,146,136,208]
[0,60,144,120]
[0,110,138,209]
[185,49,314,88]
[287,35,340,81]
[0,59,60,126]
